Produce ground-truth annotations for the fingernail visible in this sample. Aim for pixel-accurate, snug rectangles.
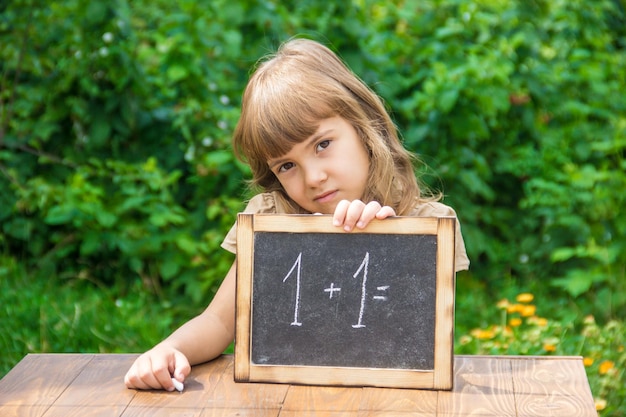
[344,225,351,232]
[356,221,364,228]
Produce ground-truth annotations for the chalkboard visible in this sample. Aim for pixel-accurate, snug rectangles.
[234,214,456,390]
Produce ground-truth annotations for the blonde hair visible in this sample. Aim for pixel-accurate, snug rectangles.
[233,38,438,215]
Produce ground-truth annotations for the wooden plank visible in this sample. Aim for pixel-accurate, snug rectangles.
[433,217,455,390]
[204,356,289,409]
[357,413,436,417]
[38,405,128,417]
[281,386,363,412]
[253,214,439,234]
[438,356,517,416]
[511,357,597,417]
[0,404,50,417]
[360,387,437,416]
[53,354,137,407]
[0,354,93,407]
[201,409,281,417]
[249,365,435,389]
[234,212,254,382]
[279,412,360,417]
[122,407,205,417]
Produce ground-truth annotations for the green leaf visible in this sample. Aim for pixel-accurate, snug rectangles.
[44,205,75,225]
[551,275,593,298]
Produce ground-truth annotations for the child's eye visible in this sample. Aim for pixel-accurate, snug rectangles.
[316,140,330,152]
[278,162,295,173]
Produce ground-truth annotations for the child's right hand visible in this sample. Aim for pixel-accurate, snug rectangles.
[124,344,191,391]
[332,199,396,232]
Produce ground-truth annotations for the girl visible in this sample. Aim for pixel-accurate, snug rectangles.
[124,38,469,391]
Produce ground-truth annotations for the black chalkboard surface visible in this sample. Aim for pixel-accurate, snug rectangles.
[235,214,456,390]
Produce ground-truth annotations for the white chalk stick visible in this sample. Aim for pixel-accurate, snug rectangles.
[171,378,184,392]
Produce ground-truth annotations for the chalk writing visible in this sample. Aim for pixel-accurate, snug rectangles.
[282,252,303,326]
[373,285,390,301]
[352,252,370,328]
[324,283,341,299]
[280,251,389,328]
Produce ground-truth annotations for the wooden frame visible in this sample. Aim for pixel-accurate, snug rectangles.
[234,214,456,390]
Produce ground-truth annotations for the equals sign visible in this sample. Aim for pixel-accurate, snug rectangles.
[373,285,389,301]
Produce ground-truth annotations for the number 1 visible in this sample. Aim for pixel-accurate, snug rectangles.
[282,252,303,326]
[352,252,370,328]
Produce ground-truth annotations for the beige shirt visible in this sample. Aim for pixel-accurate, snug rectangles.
[221,191,470,272]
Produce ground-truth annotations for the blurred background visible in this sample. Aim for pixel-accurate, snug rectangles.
[1,0,624,414]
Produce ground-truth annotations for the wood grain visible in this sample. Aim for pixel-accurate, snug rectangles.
[53,354,136,407]
[0,354,598,416]
[122,406,205,417]
[282,385,363,411]
[360,387,437,414]
[511,357,597,417]
[0,354,93,407]
[438,356,517,416]
[204,356,289,409]
[434,216,455,390]
[252,214,440,235]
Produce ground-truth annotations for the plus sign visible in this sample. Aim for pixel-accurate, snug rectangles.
[324,283,341,299]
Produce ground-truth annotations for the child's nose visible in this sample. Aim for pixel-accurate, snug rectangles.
[303,164,327,187]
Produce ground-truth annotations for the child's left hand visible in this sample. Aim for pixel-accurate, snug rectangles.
[332,200,396,232]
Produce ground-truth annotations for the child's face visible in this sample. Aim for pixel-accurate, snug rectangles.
[267,116,370,214]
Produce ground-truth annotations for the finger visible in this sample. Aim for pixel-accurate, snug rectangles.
[332,200,351,227]
[343,200,367,232]
[172,350,191,381]
[152,355,179,391]
[355,201,382,229]
[127,357,161,390]
[375,205,396,220]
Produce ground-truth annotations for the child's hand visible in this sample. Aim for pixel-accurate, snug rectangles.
[124,344,191,391]
[332,200,396,232]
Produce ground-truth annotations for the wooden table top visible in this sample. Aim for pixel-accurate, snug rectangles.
[0,354,597,416]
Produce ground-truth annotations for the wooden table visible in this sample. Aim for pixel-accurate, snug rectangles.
[0,354,597,416]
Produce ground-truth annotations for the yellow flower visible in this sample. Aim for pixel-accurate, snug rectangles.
[543,343,557,352]
[520,305,537,317]
[583,357,594,367]
[471,328,496,340]
[506,304,523,314]
[598,360,614,375]
[516,293,534,303]
[496,299,510,309]
[595,398,607,411]
[509,318,522,327]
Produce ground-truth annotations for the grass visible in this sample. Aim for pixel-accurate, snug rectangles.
[1,255,624,416]
[0,255,204,377]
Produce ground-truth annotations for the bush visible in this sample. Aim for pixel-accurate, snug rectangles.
[2,0,625,312]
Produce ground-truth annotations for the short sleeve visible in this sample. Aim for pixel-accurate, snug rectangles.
[220,192,279,254]
[409,202,470,272]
